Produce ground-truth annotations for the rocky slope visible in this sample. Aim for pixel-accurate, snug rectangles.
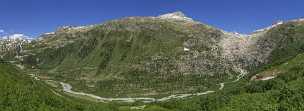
[0,34,32,61]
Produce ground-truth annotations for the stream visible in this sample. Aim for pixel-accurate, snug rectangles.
[59,70,248,103]
[60,82,215,103]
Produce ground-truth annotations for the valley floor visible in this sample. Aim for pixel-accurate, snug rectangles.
[49,69,247,103]
[60,81,215,103]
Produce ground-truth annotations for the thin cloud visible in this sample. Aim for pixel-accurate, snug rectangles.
[0,29,4,33]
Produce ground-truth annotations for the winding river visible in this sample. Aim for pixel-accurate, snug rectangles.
[59,70,248,103]
[60,82,215,103]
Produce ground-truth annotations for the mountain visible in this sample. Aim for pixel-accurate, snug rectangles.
[0,33,32,61]
[1,12,304,110]
[17,12,241,97]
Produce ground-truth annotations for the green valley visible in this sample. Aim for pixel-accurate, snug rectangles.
[1,12,304,111]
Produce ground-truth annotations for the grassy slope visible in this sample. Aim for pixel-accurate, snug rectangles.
[216,53,304,111]
[0,64,121,111]
[22,18,232,97]
[0,63,177,111]
[252,21,304,71]
[1,50,303,111]
[4,18,304,111]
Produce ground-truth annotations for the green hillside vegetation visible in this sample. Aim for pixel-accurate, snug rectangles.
[22,18,234,97]
[149,53,304,111]
[0,64,120,111]
[2,13,304,111]
[256,21,304,67]
[2,51,304,111]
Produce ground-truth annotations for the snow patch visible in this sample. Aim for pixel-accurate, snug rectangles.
[289,18,304,23]
[59,25,95,31]
[1,33,33,41]
[255,21,284,32]
[184,47,190,51]
[7,34,28,39]
[158,11,194,22]
[44,32,55,35]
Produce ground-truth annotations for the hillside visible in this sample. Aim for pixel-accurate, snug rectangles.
[0,64,121,111]
[153,52,304,111]
[2,12,304,97]
[1,12,304,110]
[14,12,244,97]
[1,53,304,110]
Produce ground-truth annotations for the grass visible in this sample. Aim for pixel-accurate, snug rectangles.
[20,18,232,98]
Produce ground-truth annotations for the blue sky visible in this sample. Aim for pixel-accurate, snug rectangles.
[0,0,304,37]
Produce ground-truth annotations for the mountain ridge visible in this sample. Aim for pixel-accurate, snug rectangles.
[1,12,304,98]
[1,11,304,111]
[34,11,304,38]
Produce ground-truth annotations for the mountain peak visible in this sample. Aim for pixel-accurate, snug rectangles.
[254,20,284,33]
[290,18,304,22]
[1,33,33,41]
[161,11,186,17]
[158,11,194,22]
